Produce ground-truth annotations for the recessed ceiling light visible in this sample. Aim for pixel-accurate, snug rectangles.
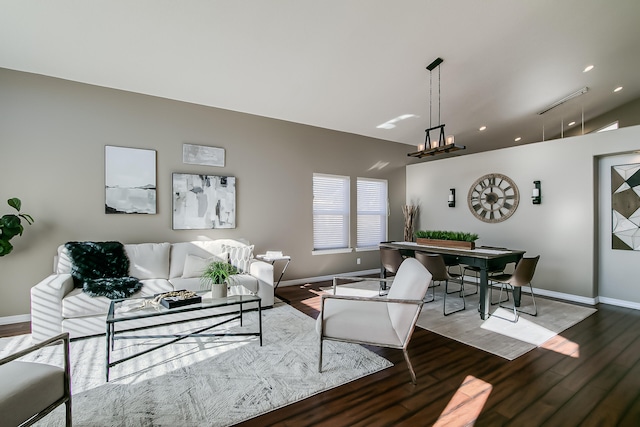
[514,137,521,142]
[479,126,487,131]
[568,121,576,126]
[614,86,623,92]
[583,65,594,73]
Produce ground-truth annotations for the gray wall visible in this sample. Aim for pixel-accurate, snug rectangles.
[407,125,640,305]
[0,68,412,318]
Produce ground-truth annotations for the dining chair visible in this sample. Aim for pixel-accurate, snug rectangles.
[317,257,432,384]
[490,255,540,322]
[0,332,72,426]
[379,247,405,295]
[415,252,465,316]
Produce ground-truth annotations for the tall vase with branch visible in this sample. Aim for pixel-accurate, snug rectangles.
[402,205,418,242]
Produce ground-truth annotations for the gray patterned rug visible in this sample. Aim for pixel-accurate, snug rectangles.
[0,302,391,426]
[324,280,597,360]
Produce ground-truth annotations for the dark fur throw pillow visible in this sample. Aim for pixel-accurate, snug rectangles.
[65,241,142,299]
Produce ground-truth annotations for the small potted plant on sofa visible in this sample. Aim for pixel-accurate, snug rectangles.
[0,198,34,257]
[200,260,238,299]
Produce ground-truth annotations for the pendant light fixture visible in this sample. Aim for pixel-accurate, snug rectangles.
[408,57,465,158]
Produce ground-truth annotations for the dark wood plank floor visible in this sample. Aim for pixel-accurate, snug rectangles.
[2,282,639,426]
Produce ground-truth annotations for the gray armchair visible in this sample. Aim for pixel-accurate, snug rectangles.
[317,257,432,384]
[0,333,71,426]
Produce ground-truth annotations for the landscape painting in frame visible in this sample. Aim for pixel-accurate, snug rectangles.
[611,163,640,250]
[105,146,157,214]
[183,143,225,167]
[172,173,236,229]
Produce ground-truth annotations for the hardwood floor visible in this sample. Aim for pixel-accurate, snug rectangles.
[2,283,639,426]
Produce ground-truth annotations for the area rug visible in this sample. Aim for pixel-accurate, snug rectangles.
[0,302,391,426]
[323,280,597,360]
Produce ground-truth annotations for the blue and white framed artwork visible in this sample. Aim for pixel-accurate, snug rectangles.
[172,173,236,229]
[105,146,157,214]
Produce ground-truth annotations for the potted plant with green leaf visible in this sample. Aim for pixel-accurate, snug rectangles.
[200,260,238,299]
[0,198,34,257]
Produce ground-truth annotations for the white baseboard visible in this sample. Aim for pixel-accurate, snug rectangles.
[0,314,30,326]
[596,296,640,310]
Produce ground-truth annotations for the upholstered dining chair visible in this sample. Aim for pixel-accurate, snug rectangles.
[490,255,540,322]
[317,257,432,384]
[0,333,72,426]
[415,252,466,316]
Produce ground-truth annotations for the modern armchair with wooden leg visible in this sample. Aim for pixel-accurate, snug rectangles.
[0,332,72,427]
[317,257,431,384]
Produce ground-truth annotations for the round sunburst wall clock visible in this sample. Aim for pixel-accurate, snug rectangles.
[467,173,520,223]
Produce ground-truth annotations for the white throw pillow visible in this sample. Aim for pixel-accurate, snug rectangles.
[223,244,254,273]
[182,253,228,278]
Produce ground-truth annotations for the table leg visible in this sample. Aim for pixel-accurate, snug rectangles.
[105,323,111,382]
[513,287,522,307]
[258,300,263,346]
[479,268,490,320]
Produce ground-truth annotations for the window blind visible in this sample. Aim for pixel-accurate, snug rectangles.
[313,174,350,251]
[357,177,388,249]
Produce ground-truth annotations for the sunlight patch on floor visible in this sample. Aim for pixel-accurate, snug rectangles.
[434,375,492,426]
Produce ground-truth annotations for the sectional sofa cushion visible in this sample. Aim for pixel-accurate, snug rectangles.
[125,243,171,279]
[224,244,254,273]
[182,252,229,279]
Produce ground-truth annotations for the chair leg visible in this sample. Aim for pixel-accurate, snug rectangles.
[402,348,417,385]
[444,279,465,316]
[498,284,519,322]
[318,337,323,373]
[65,399,72,427]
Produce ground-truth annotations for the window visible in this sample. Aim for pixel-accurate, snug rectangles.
[357,177,388,249]
[313,174,350,252]
[595,121,619,133]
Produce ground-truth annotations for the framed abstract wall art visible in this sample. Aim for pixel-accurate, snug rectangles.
[105,146,157,214]
[172,173,236,229]
[183,144,225,167]
[611,163,640,250]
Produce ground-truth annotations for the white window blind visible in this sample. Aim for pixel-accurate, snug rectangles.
[357,178,388,249]
[313,174,350,251]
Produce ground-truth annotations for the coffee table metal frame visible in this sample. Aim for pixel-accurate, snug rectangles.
[105,292,262,382]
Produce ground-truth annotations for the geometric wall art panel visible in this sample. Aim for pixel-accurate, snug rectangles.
[611,163,640,250]
[105,146,157,214]
[172,173,236,230]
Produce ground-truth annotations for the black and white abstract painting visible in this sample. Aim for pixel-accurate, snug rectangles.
[105,146,157,214]
[172,173,236,229]
[612,163,640,250]
[183,144,225,167]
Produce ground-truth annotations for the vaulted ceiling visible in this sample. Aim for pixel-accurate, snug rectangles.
[2,1,640,159]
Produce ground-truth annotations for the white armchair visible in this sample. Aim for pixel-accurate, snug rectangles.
[0,332,71,426]
[317,257,432,384]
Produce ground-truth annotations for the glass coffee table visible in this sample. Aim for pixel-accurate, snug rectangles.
[105,290,262,382]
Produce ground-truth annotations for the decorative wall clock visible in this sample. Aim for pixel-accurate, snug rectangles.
[467,173,519,223]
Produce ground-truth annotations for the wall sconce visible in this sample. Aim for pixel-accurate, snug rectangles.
[532,181,541,204]
[448,188,456,207]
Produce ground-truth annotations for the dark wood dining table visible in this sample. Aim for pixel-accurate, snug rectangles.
[379,241,526,320]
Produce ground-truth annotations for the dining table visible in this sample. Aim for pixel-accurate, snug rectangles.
[379,241,526,320]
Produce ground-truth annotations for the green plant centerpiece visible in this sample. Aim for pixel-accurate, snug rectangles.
[200,260,238,299]
[0,198,34,257]
[415,230,479,249]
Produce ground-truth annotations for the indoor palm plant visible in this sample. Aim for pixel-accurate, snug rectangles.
[200,260,238,299]
[0,198,34,257]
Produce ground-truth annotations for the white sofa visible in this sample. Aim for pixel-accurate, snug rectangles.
[30,239,274,343]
